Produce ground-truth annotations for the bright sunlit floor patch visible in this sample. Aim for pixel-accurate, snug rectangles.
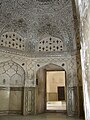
[47,101,66,110]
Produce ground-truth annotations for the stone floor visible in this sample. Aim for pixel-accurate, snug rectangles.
[0,113,84,120]
[47,101,66,110]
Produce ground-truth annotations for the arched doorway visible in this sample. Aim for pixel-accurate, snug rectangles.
[35,63,67,114]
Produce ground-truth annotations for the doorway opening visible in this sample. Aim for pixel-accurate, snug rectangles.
[46,71,66,111]
[36,63,67,114]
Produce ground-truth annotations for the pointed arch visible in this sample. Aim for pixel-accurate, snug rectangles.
[0,60,25,87]
[36,63,67,113]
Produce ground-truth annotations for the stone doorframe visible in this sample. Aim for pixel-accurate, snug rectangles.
[35,62,79,116]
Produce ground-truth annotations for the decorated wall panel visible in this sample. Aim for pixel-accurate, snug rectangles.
[0,60,25,87]
[38,36,64,52]
[0,32,25,51]
[0,87,23,115]
[0,88,10,114]
[23,87,35,115]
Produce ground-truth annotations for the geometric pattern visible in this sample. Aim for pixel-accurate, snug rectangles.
[0,32,25,51]
[38,36,63,52]
[0,60,25,87]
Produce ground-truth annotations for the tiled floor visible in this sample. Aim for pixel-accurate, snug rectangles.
[0,113,84,120]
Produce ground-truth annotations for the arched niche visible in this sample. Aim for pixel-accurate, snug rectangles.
[0,60,25,115]
[0,60,25,87]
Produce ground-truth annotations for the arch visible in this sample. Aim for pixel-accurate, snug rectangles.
[0,60,25,87]
[35,63,67,114]
[36,62,67,73]
[37,63,65,71]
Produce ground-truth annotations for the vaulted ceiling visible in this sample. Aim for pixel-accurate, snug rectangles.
[0,0,79,56]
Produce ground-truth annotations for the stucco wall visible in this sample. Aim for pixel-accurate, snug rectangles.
[75,0,90,120]
[47,71,65,101]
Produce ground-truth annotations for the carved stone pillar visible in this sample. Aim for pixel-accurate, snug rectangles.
[23,87,35,115]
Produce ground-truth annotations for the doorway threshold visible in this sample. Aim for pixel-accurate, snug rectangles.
[46,110,67,113]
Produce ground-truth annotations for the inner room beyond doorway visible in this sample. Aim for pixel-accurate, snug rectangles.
[46,71,66,111]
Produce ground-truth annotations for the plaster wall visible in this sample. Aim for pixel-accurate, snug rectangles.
[74,0,90,119]
[47,71,65,93]
[47,71,65,101]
